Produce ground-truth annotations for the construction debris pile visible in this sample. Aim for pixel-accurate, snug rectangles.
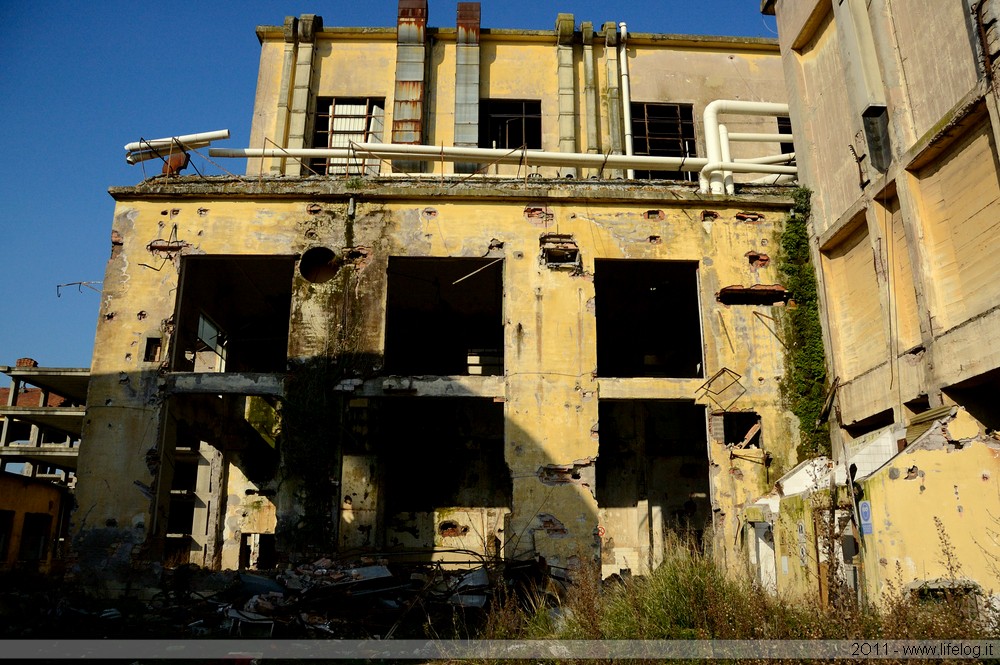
[0,554,560,639]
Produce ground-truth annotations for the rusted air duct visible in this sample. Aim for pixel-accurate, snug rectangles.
[454,2,481,174]
[392,0,429,173]
[556,13,577,178]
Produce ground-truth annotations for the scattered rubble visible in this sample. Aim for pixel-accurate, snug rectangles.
[0,554,560,639]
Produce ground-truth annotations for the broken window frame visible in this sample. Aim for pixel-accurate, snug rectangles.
[310,97,386,176]
[194,313,227,373]
[478,99,542,150]
[630,102,697,181]
[539,234,581,270]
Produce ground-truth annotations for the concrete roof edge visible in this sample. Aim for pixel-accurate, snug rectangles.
[109,177,796,208]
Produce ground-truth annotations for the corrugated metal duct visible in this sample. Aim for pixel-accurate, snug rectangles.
[454,2,481,174]
[392,0,429,173]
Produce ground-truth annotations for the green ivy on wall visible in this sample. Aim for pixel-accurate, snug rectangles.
[778,187,831,458]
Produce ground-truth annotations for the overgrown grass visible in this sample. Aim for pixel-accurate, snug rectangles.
[475,535,996,662]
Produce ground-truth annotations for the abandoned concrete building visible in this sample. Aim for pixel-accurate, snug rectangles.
[67,0,999,609]
[749,0,1000,605]
[0,359,87,571]
[78,1,801,583]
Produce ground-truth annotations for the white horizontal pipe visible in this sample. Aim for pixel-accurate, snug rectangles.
[702,101,789,194]
[735,152,796,165]
[211,143,715,172]
[124,129,230,153]
[700,161,797,178]
[210,142,798,184]
[727,133,794,142]
[748,174,797,185]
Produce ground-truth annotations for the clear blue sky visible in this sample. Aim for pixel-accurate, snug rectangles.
[0,1,776,369]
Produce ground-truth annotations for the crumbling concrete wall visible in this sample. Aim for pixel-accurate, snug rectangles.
[78,178,799,580]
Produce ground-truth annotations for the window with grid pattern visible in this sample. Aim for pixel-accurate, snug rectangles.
[631,102,697,180]
[310,97,386,175]
[478,100,542,150]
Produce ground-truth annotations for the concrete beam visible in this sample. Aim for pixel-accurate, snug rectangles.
[160,372,287,397]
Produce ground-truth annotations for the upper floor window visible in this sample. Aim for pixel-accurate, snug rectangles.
[479,100,542,150]
[777,116,794,155]
[631,102,697,180]
[310,97,385,175]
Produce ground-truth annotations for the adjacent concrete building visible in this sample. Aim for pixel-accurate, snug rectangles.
[754,0,1000,606]
[1,359,88,485]
[75,2,805,582]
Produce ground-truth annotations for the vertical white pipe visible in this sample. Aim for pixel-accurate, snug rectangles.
[719,124,734,195]
[619,22,635,179]
[701,100,790,194]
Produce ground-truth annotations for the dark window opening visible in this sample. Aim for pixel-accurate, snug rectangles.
[777,116,794,155]
[310,97,386,175]
[0,510,13,562]
[239,533,276,570]
[163,535,191,566]
[171,460,198,493]
[723,411,762,448]
[144,337,162,363]
[942,367,1000,432]
[18,513,52,563]
[717,284,791,306]
[173,256,294,373]
[595,260,703,378]
[385,257,503,375]
[479,100,542,149]
[597,400,710,540]
[380,398,510,514]
[843,408,895,438]
[631,102,697,180]
[166,500,194,535]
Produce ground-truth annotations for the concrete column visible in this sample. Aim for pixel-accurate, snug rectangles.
[894,172,943,406]
[556,13,577,178]
[0,378,18,449]
[270,16,299,175]
[189,445,225,567]
[581,22,599,178]
[285,14,322,176]
[453,2,481,174]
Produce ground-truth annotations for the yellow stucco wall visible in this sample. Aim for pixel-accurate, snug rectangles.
[859,442,1000,602]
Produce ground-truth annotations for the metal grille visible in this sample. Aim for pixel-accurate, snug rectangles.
[311,97,386,175]
[631,102,697,181]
